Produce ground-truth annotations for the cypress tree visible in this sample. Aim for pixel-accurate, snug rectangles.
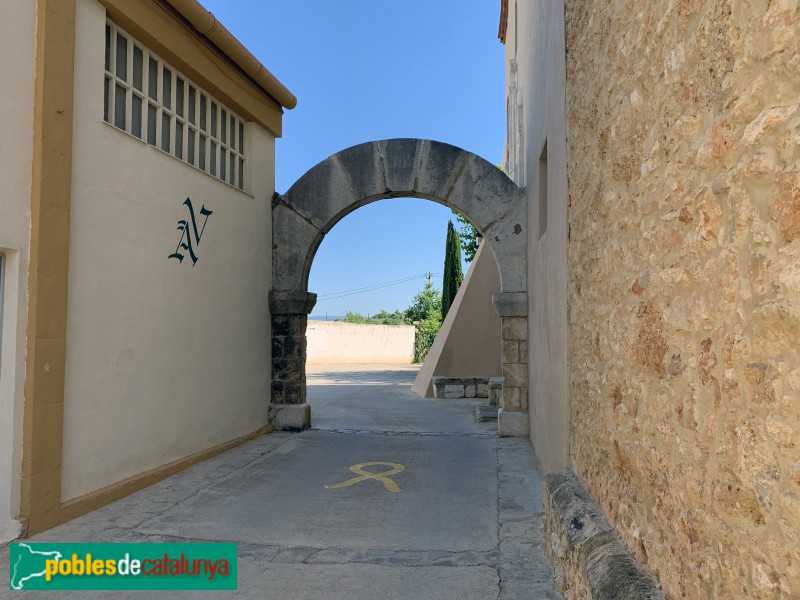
[442,220,464,319]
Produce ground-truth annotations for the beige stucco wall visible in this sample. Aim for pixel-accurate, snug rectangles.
[306,321,414,365]
[0,0,36,542]
[412,241,501,397]
[564,1,800,597]
[505,1,570,472]
[61,0,275,502]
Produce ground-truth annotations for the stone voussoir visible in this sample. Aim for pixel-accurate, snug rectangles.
[414,139,469,201]
[332,141,385,202]
[282,154,354,228]
[542,470,664,600]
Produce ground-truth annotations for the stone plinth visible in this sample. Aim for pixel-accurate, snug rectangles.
[497,408,529,437]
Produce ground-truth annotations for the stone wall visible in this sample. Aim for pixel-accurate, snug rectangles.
[565,1,800,598]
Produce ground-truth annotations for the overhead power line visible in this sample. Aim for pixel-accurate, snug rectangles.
[316,272,443,301]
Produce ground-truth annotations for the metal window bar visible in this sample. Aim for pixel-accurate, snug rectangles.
[103,21,247,190]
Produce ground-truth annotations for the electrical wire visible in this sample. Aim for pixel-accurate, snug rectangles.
[319,274,427,297]
[316,272,443,301]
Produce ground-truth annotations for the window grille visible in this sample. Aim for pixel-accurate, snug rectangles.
[104,21,247,190]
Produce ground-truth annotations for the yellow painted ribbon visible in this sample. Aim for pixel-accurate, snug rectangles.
[325,462,406,493]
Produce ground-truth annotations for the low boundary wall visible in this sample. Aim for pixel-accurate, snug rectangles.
[306,321,414,365]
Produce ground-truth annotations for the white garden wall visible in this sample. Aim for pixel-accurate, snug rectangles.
[306,322,414,365]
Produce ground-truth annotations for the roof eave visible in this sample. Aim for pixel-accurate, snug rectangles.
[165,0,297,110]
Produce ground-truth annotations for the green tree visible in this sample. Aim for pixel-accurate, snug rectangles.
[404,280,442,323]
[404,281,443,363]
[340,283,445,362]
[441,221,464,320]
[451,211,479,263]
[340,309,408,325]
[413,316,441,363]
[340,311,366,324]
[365,309,406,325]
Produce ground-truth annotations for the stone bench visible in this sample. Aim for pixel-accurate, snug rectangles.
[431,376,491,399]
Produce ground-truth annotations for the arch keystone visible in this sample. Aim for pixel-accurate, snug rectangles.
[379,138,421,193]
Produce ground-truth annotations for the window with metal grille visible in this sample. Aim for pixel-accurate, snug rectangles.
[104,21,247,190]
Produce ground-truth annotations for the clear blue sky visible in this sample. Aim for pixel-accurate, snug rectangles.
[201,0,506,317]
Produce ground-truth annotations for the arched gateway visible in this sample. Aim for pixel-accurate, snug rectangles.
[270,139,530,436]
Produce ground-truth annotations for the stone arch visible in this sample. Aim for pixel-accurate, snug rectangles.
[269,139,529,436]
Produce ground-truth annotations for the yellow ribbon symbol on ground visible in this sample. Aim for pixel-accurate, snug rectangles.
[325,462,405,493]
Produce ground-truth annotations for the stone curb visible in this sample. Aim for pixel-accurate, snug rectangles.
[542,470,665,600]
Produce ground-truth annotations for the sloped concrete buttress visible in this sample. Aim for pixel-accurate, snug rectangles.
[411,242,502,398]
[271,139,528,434]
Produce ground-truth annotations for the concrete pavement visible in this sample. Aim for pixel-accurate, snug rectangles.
[2,364,560,599]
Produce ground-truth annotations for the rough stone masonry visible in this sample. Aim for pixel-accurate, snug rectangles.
[564,1,800,598]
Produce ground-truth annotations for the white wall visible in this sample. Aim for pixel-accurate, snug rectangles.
[506,0,570,472]
[0,0,36,542]
[306,322,414,365]
[61,0,275,501]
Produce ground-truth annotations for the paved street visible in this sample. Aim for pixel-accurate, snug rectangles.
[2,365,560,599]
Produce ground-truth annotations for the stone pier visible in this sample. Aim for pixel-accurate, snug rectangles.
[268,290,316,431]
[493,292,529,437]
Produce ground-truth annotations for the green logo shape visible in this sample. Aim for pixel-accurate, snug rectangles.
[9,542,237,590]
